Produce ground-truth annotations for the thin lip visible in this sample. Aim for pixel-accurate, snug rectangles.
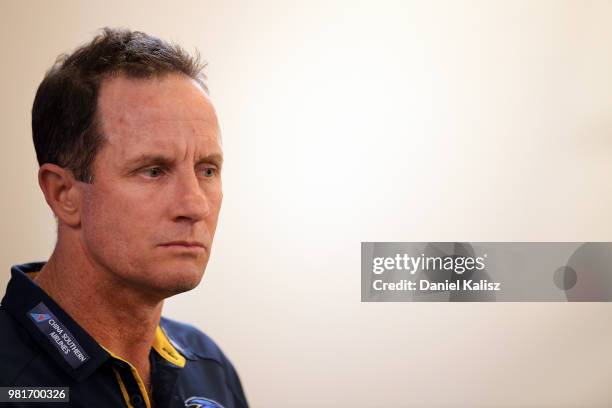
[159,241,206,248]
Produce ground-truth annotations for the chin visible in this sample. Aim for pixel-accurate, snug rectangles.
[135,259,207,299]
[169,270,205,293]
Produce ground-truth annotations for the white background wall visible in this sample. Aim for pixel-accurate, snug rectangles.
[2,1,612,406]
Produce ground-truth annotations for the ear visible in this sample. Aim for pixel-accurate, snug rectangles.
[38,163,82,228]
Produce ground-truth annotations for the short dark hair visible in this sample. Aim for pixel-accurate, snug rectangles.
[32,27,207,182]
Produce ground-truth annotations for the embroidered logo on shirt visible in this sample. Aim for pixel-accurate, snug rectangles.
[30,312,51,322]
[27,302,90,369]
[184,396,225,408]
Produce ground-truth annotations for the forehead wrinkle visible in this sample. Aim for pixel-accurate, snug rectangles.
[114,129,222,167]
[96,74,221,168]
[102,106,219,139]
[106,111,218,129]
[99,84,217,122]
[102,116,219,145]
[100,90,217,118]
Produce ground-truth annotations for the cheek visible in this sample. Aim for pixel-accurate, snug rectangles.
[80,190,150,262]
[208,181,223,208]
[82,193,123,254]
[206,187,223,231]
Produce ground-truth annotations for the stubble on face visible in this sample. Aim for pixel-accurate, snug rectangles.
[77,73,223,300]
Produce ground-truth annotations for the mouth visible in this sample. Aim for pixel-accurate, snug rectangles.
[159,241,207,251]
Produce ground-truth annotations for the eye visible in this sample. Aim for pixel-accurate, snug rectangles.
[202,167,216,177]
[143,167,164,178]
[197,165,218,178]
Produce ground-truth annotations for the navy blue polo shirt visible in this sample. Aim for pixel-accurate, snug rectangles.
[0,262,248,408]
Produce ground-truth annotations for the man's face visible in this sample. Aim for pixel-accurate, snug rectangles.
[78,73,223,298]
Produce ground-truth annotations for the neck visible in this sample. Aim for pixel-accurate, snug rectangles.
[34,237,162,394]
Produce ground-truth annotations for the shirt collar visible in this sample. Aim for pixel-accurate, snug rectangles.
[2,262,187,382]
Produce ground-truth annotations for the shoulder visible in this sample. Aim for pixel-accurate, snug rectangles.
[0,307,40,384]
[159,316,230,365]
[159,316,249,406]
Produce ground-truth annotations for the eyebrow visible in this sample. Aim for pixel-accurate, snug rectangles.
[127,153,224,168]
[195,153,224,167]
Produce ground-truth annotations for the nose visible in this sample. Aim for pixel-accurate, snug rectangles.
[171,170,210,222]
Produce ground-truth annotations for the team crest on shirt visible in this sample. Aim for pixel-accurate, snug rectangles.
[184,396,225,408]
